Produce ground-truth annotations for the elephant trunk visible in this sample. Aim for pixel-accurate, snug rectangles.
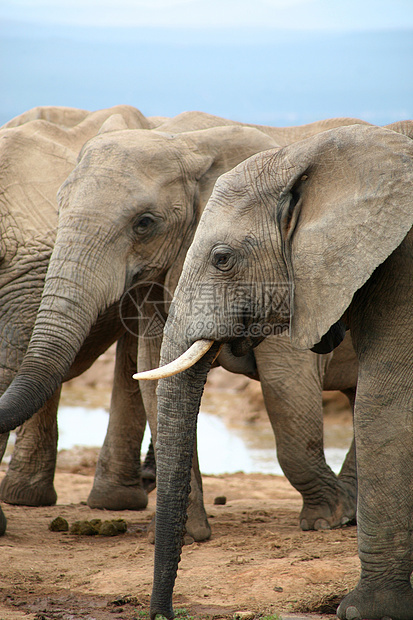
[0,235,123,433]
[150,332,219,619]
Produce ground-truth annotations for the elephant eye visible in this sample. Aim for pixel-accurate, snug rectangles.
[212,246,235,272]
[133,214,156,235]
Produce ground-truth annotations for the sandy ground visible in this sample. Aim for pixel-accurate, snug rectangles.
[0,347,359,620]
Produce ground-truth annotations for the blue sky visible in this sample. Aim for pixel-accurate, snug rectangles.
[2,0,413,30]
[1,0,412,126]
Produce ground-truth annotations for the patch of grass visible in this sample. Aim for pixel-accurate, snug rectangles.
[259,614,282,620]
[175,609,195,620]
[152,609,195,620]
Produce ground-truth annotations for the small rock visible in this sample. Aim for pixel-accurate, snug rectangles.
[214,496,227,505]
[49,517,69,532]
[234,611,255,620]
[273,586,283,592]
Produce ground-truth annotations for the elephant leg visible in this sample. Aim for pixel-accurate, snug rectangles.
[0,388,61,506]
[0,432,9,461]
[255,335,356,531]
[186,438,211,543]
[338,377,413,619]
[0,506,6,536]
[87,330,148,510]
[336,388,357,513]
[338,271,413,619]
[0,434,8,535]
[141,439,156,493]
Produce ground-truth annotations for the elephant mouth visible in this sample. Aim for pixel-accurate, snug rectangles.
[229,333,265,357]
[133,332,263,381]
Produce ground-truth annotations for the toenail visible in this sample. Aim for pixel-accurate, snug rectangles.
[314,518,330,530]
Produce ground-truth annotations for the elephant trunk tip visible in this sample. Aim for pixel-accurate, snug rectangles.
[0,372,60,433]
[150,602,174,620]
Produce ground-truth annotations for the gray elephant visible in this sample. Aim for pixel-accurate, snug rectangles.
[0,115,367,533]
[0,105,246,523]
[136,124,413,620]
[0,105,152,535]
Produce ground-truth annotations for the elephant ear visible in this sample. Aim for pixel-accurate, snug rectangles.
[273,124,413,350]
[165,126,279,298]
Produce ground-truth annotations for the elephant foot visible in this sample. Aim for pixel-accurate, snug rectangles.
[337,583,413,620]
[146,513,210,545]
[299,485,356,531]
[0,507,7,536]
[185,506,211,542]
[0,472,57,506]
[87,479,148,511]
[141,469,156,494]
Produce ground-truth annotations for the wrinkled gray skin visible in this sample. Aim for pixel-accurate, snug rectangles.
[0,112,371,539]
[151,125,413,620]
[0,105,154,535]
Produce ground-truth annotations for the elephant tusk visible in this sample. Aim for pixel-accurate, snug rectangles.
[133,339,216,380]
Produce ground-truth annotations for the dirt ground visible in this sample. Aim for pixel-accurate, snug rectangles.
[0,347,359,620]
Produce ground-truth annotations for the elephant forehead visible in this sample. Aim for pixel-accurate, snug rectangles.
[64,135,185,182]
[191,209,238,251]
[58,162,191,215]
[71,147,187,196]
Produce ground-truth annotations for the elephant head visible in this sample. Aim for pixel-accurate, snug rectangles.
[140,125,413,619]
[0,124,277,432]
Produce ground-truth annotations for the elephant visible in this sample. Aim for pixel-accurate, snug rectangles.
[0,105,153,536]
[0,112,374,538]
[0,105,258,525]
[134,124,413,620]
